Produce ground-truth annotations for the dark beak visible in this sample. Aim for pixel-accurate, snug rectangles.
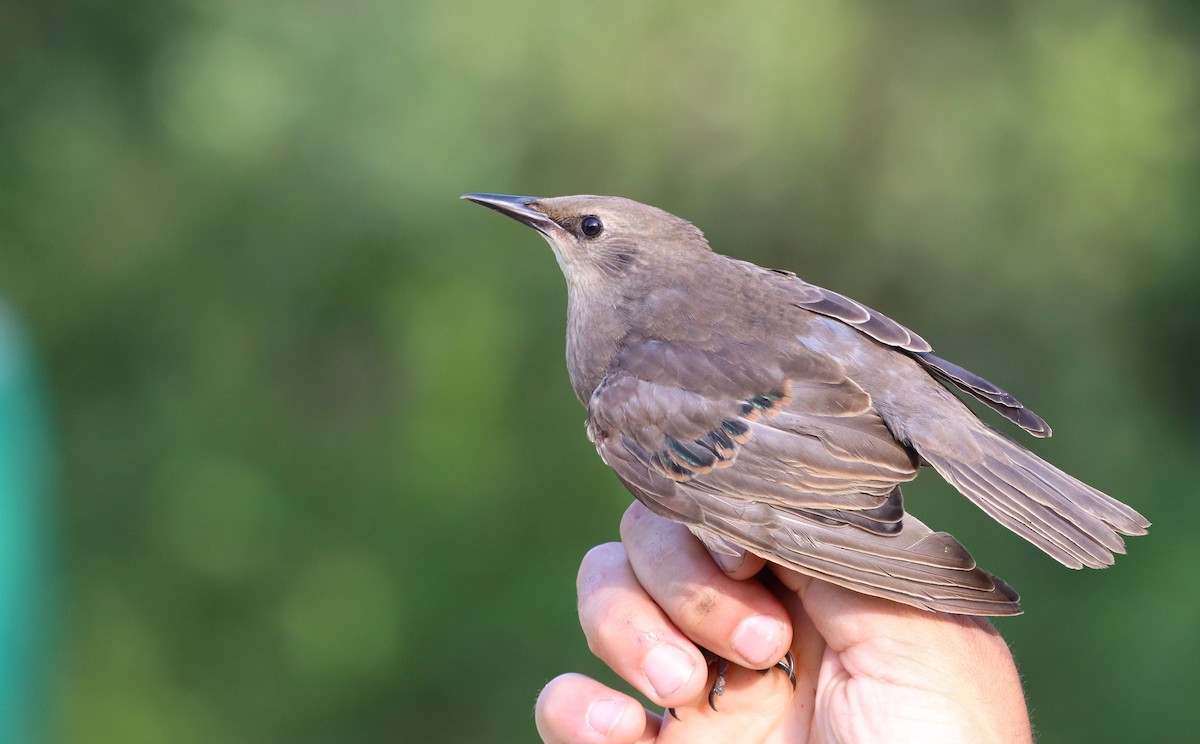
[461,193,557,234]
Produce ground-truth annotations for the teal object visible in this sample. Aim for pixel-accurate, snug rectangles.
[0,304,53,744]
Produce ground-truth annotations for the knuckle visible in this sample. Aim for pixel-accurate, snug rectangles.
[584,593,640,656]
[576,542,626,605]
[579,542,625,577]
[618,501,647,540]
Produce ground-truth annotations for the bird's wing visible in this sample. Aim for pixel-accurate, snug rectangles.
[781,274,1050,436]
[587,339,1022,615]
[911,351,1051,437]
[782,276,932,352]
[587,338,915,508]
[776,271,1143,572]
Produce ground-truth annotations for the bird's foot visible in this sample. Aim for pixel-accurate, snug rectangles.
[667,649,796,718]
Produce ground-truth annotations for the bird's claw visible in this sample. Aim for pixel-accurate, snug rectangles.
[667,650,796,718]
[773,649,797,689]
[707,657,730,709]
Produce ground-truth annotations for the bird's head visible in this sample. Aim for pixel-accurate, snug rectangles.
[462,193,710,292]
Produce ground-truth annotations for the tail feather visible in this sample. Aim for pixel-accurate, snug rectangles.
[937,459,1114,568]
[918,426,1149,569]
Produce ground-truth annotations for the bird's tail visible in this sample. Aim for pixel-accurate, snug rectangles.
[915,425,1149,569]
[681,492,1024,616]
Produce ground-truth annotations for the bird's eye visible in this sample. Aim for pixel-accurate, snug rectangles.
[580,216,603,238]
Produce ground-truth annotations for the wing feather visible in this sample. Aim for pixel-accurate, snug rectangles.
[776,270,1053,438]
[789,284,932,353]
[588,339,1023,615]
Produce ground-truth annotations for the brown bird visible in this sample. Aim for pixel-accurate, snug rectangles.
[463,192,1148,617]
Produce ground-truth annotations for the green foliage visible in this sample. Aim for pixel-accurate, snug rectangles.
[2,1,1197,741]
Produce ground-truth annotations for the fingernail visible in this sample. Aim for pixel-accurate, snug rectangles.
[732,615,784,668]
[712,549,745,574]
[586,697,626,737]
[642,644,696,698]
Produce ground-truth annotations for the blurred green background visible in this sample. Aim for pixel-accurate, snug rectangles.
[2,0,1198,741]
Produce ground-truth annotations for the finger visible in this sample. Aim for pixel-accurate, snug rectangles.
[654,663,801,744]
[770,564,1016,689]
[769,564,998,650]
[770,565,1030,737]
[535,673,660,744]
[620,503,792,672]
[701,534,768,581]
[577,542,709,707]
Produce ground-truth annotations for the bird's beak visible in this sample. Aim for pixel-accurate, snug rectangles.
[461,193,558,235]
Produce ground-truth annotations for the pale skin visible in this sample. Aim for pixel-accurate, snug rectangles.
[535,502,1034,744]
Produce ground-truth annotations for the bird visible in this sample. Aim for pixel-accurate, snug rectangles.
[462,192,1149,619]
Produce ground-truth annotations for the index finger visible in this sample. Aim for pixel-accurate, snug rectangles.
[620,503,793,672]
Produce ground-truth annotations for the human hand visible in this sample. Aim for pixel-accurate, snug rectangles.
[535,502,1033,743]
